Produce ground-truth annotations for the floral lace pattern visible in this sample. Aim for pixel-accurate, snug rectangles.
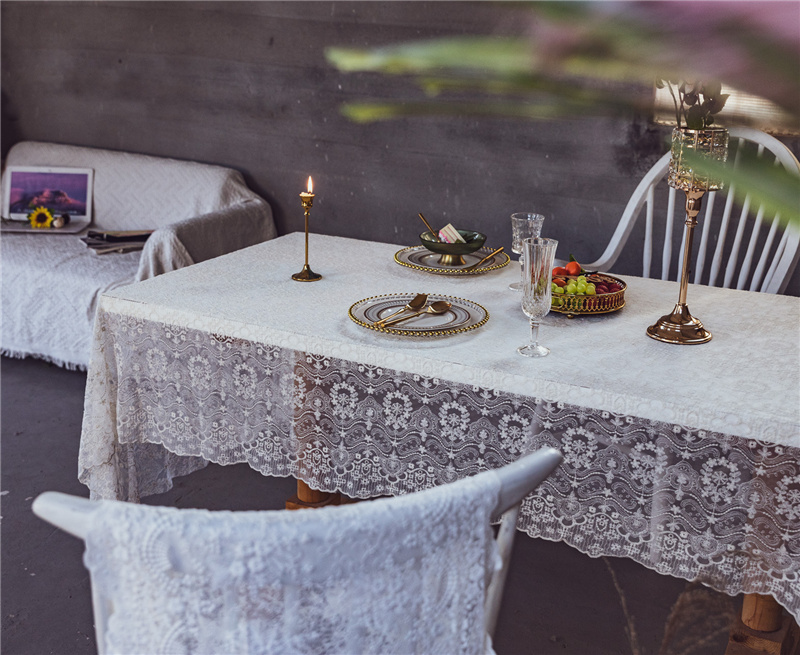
[84,472,500,654]
[78,312,800,623]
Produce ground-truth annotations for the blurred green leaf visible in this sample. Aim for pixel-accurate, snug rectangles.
[326,37,534,76]
[341,100,582,123]
[326,4,799,119]
[684,149,800,228]
[326,2,800,228]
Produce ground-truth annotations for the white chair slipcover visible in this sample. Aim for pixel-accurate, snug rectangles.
[1,141,276,369]
[89,476,496,655]
[34,448,563,655]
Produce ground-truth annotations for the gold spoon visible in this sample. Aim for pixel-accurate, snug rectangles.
[380,300,452,327]
[418,213,441,241]
[374,293,428,326]
[463,246,504,272]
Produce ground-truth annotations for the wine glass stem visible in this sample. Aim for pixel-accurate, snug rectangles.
[529,319,540,348]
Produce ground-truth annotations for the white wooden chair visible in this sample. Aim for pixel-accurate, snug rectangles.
[585,127,800,294]
[33,447,562,654]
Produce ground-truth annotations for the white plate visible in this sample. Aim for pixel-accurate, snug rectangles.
[394,245,510,275]
[349,293,489,337]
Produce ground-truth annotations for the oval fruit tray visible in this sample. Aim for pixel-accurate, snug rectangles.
[550,273,626,318]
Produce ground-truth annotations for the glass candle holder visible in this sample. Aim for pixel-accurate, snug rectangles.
[668,127,729,192]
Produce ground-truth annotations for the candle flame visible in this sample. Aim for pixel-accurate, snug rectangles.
[307,176,313,194]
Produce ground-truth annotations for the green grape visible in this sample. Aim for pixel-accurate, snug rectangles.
[586,283,596,296]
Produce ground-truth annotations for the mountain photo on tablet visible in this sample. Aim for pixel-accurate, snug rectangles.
[3,166,94,222]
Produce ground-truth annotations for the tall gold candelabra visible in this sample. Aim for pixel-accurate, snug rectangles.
[292,178,322,282]
[647,127,728,344]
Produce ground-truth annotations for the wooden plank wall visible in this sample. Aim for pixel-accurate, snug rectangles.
[2,1,798,294]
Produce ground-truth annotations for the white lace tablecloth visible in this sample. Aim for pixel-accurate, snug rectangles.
[79,232,800,621]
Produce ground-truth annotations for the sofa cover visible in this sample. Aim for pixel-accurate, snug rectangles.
[1,141,276,369]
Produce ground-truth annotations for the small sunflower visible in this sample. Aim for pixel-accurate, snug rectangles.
[28,206,54,229]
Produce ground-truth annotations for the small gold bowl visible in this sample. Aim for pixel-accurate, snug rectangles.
[550,273,627,318]
[420,230,486,266]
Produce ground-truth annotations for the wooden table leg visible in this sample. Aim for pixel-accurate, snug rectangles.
[726,594,800,655]
[743,594,784,633]
[285,479,340,510]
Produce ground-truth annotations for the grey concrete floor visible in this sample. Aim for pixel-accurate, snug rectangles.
[1,356,738,655]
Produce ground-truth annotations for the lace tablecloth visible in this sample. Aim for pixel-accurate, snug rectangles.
[79,232,800,621]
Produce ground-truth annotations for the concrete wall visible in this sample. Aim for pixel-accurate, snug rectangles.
[2,1,798,294]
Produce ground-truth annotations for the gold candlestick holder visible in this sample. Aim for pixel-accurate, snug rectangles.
[647,127,728,344]
[292,189,322,282]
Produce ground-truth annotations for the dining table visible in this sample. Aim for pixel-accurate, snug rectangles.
[78,231,800,634]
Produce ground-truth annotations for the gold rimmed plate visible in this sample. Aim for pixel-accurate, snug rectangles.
[349,293,489,337]
[394,245,510,276]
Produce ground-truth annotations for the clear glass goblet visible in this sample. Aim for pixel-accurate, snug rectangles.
[509,212,545,291]
[518,237,558,357]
